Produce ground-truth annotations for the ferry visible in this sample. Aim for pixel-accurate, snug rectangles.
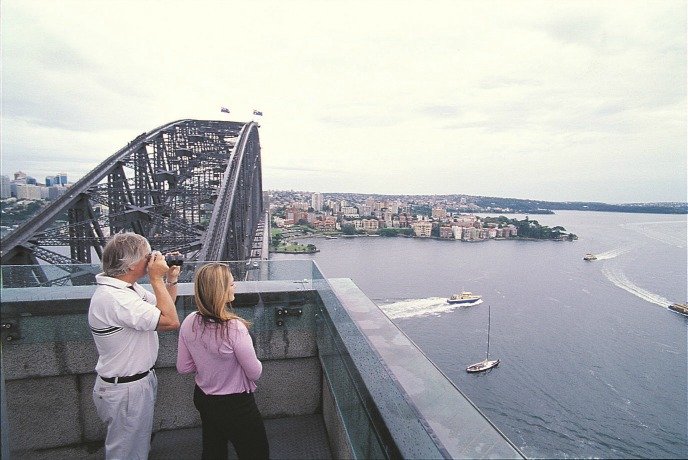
[583,253,597,261]
[669,303,688,315]
[447,292,482,305]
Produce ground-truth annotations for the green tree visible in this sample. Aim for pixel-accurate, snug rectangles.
[378,228,399,237]
[341,224,356,235]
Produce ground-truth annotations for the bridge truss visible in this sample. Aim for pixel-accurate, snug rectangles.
[0,119,266,286]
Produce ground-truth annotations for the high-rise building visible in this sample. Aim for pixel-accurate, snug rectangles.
[26,176,37,185]
[58,173,68,185]
[311,192,324,211]
[48,186,67,200]
[15,184,42,200]
[14,171,27,182]
[45,177,55,187]
[0,175,10,199]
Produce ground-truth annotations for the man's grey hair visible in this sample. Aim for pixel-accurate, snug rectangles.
[102,233,151,277]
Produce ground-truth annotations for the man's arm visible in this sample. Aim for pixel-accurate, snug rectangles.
[148,252,180,331]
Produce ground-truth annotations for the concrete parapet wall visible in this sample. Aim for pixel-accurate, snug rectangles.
[3,310,322,455]
[256,357,322,418]
[322,376,354,459]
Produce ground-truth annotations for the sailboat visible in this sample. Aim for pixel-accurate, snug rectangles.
[466,305,500,373]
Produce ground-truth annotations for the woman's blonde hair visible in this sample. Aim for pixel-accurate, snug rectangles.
[193,263,249,328]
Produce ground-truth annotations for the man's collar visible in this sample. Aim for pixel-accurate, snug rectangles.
[95,273,135,289]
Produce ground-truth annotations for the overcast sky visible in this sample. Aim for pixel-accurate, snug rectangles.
[1,0,686,203]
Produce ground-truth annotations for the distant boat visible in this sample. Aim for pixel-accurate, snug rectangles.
[466,305,500,373]
[583,253,597,261]
[447,292,482,305]
[325,236,338,239]
[669,303,688,315]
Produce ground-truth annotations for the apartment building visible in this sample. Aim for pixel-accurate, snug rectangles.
[412,221,433,237]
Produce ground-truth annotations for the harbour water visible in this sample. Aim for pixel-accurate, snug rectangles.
[273,211,688,458]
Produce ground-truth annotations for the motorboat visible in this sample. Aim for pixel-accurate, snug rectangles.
[669,303,688,315]
[447,292,482,304]
[583,253,597,261]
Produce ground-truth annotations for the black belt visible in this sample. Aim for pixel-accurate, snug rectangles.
[100,369,151,384]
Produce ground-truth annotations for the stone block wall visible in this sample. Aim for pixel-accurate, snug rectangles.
[2,299,323,456]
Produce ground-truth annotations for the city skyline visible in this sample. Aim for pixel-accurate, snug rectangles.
[1,1,686,204]
[2,166,687,207]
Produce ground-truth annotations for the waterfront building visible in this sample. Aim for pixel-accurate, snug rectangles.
[313,216,337,231]
[463,227,480,241]
[452,225,462,240]
[440,226,454,239]
[412,221,433,238]
[0,175,10,199]
[361,218,379,232]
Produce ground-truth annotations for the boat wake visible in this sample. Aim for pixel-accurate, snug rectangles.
[379,297,483,319]
[601,267,672,308]
[594,247,631,260]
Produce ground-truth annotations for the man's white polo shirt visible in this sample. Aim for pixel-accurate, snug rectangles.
[89,273,160,378]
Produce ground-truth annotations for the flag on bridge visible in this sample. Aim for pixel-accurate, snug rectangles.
[252,110,263,116]
[220,107,230,113]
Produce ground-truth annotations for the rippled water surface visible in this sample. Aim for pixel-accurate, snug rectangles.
[273,211,687,458]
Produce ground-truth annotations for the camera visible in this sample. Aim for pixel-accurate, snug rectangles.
[165,254,184,267]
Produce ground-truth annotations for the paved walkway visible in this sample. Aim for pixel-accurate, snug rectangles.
[150,414,332,459]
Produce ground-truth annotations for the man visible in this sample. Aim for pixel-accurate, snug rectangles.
[89,233,181,459]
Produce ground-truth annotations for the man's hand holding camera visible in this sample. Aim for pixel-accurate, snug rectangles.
[147,251,182,285]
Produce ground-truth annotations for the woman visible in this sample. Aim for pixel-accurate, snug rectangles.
[177,263,269,460]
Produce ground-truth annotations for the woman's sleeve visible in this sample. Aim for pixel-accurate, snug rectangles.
[176,321,197,374]
[233,322,262,381]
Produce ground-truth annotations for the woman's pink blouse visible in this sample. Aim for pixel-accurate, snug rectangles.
[177,312,262,394]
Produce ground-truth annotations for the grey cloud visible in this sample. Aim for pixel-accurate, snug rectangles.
[540,15,605,46]
[593,103,627,117]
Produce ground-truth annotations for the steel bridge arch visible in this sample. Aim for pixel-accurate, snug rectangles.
[0,119,266,286]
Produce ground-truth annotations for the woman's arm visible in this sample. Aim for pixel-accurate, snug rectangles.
[176,329,197,374]
[233,323,262,381]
